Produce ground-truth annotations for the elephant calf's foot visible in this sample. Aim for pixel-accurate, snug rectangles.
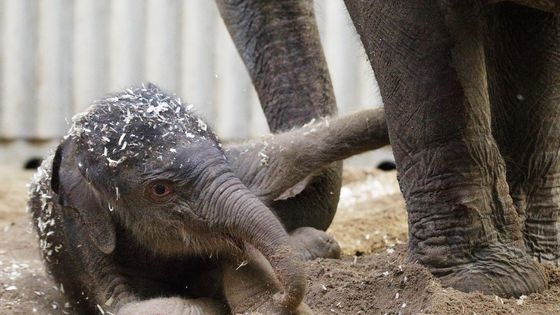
[288,227,341,261]
[434,243,548,297]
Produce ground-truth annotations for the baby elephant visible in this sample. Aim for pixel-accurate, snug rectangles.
[28,84,387,314]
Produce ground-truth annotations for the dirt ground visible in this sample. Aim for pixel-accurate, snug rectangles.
[1,167,560,314]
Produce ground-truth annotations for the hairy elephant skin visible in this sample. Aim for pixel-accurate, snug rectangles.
[343,0,560,297]
[28,84,387,314]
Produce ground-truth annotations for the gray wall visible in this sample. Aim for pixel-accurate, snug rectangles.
[0,0,392,168]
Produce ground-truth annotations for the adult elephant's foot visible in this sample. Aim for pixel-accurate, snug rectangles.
[433,243,548,297]
[410,210,549,297]
[289,227,341,261]
[503,166,560,265]
[520,189,560,265]
[525,220,560,265]
[404,146,549,298]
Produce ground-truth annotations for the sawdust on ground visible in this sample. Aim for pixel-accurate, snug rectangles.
[1,167,559,314]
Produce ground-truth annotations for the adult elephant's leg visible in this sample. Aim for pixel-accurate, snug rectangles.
[508,0,560,13]
[485,3,560,264]
[344,0,546,296]
[216,0,341,231]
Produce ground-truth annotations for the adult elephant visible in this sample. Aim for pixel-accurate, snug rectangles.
[217,0,560,297]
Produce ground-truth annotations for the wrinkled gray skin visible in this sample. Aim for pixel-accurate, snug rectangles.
[342,0,560,298]
[28,84,388,315]
[216,0,342,234]
[217,0,560,298]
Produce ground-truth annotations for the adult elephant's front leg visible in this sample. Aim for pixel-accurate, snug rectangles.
[345,0,546,297]
[485,3,560,264]
[216,0,341,231]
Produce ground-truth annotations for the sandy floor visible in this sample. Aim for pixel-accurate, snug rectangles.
[1,167,560,314]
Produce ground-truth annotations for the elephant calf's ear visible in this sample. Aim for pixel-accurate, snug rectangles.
[51,138,116,255]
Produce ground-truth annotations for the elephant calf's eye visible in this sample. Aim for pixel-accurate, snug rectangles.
[146,181,174,202]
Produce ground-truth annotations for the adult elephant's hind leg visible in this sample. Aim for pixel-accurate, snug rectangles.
[344,0,546,297]
[485,2,560,264]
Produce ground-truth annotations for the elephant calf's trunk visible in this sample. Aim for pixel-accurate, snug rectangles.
[236,204,306,310]
[207,175,306,310]
[258,242,306,309]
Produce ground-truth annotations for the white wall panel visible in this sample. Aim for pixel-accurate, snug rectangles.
[73,0,109,112]
[213,13,253,140]
[1,0,37,138]
[108,0,146,91]
[320,0,362,113]
[181,0,217,123]
[36,0,73,138]
[145,0,181,92]
[0,0,389,167]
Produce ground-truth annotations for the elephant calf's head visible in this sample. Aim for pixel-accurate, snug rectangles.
[51,83,306,310]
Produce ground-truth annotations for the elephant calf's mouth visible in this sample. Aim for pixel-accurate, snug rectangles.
[177,230,246,258]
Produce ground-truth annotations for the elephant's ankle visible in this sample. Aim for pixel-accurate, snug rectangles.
[407,185,519,268]
[407,195,547,297]
[524,209,560,264]
[509,156,560,264]
[435,242,548,298]
[403,139,523,249]
[405,168,547,296]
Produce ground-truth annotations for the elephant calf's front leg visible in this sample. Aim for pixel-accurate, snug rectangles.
[221,227,337,313]
[222,245,313,314]
[117,297,226,315]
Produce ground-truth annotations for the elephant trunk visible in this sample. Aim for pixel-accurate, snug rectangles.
[227,108,388,203]
[199,170,305,310]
